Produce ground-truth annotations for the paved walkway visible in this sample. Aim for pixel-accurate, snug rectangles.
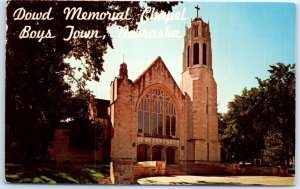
[137,175,295,186]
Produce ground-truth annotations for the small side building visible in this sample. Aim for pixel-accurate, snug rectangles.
[48,99,112,164]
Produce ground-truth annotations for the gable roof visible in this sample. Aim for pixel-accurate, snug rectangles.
[133,56,183,96]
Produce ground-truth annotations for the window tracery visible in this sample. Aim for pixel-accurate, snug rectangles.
[137,88,176,137]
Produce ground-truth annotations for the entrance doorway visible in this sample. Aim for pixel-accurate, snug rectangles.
[166,147,175,164]
[137,144,149,162]
[152,146,163,161]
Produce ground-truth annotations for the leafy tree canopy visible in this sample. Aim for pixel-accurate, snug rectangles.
[220,63,295,166]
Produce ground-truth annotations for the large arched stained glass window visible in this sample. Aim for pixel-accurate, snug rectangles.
[137,88,176,137]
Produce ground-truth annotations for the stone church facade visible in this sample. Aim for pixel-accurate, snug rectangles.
[110,16,220,166]
[48,13,220,171]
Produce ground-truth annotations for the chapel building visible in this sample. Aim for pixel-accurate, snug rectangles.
[109,15,221,165]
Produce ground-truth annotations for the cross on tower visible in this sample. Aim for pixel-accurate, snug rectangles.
[195,5,200,18]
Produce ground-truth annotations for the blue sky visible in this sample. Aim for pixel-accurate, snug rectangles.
[85,2,295,113]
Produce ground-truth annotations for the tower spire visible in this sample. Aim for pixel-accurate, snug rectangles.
[119,53,128,79]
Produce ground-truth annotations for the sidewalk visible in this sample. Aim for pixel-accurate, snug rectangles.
[137,175,295,186]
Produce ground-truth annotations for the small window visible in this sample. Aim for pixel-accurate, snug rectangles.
[194,25,199,37]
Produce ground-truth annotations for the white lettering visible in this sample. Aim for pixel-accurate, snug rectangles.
[19,25,55,42]
[64,25,104,41]
[64,7,83,20]
[63,7,131,21]
[13,7,54,20]
[117,26,181,39]
[140,7,187,24]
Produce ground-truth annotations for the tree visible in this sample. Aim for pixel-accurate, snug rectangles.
[67,90,104,161]
[6,1,180,163]
[69,121,105,161]
[259,63,295,165]
[220,63,295,165]
[220,87,266,163]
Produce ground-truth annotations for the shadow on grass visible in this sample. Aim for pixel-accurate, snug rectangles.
[5,163,111,184]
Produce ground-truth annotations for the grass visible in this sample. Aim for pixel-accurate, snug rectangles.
[5,163,111,184]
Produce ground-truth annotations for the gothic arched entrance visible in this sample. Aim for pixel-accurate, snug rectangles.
[166,147,175,164]
[137,144,149,162]
[152,145,163,161]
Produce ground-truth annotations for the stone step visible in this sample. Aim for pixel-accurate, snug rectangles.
[165,164,227,176]
[165,165,186,176]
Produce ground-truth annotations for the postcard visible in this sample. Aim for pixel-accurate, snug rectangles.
[5,0,295,185]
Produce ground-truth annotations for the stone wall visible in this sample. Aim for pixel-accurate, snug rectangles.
[227,164,289,176]
[132,161,166,181]
[110,160,166,184]
[181,65,221,162]
[110,159,134,184]
[110,77,135,161]
[181,163,227,175]
[48,129,104,163]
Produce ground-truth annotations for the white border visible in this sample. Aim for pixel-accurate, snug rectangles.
[1,0,298,189]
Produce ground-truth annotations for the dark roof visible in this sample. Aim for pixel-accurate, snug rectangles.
[94,99,110,119]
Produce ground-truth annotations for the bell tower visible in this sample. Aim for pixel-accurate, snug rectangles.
[182,6,212,72]
[181,6,220,163]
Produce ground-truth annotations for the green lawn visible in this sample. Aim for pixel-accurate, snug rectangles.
[5,163,111,184]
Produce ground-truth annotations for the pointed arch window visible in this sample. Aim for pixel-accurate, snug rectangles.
[137,88,176,137]
[193,43,199,65]
[203,43,207,66]
[194,25,199,37]
[187,46,190,67]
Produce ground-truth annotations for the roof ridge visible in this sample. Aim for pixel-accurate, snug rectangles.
[133,56,162,83]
